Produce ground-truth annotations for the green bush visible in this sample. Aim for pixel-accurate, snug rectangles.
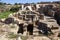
[10,7,20,12]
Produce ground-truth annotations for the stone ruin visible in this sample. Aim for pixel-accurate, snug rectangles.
[54,10,60,26]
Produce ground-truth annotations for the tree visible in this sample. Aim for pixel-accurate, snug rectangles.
[18,3,22,5]
[7,3,11,5]
[0,2,7,5]
[0,2,3,5]
[10,7,20,12]
[4,3,6,5]
[15,3,18,5]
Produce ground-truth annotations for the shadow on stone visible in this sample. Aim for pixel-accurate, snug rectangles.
[35,20,53,35]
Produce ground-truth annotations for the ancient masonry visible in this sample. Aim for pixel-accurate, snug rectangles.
[7,3,60,40]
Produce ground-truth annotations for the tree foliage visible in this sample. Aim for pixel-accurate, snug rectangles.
[10,7,20,12]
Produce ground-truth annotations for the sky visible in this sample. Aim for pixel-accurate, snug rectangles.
[0,0,60,4]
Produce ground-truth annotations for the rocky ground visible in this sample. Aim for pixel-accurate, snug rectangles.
[0,15,60,40]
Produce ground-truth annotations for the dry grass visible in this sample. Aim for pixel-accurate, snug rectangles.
[6,32,17,39]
